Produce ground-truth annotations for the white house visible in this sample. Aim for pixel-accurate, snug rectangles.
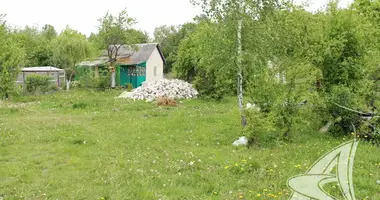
[79,43,166,88]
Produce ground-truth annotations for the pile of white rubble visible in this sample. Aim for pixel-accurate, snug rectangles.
[118,79,198,101]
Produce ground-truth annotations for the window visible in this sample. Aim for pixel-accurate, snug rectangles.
[154,66,157,76]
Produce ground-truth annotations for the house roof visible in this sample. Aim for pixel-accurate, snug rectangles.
[22,66,64,73]
[79,43,166,67]
[78,58,109,67]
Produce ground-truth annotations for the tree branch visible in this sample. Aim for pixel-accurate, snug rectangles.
[333,102,377,117]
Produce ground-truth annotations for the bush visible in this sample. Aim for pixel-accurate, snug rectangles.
[95,76,110,91]
[125,83,133,92]
[77,71,96,88]
[326,85,364,136]
[244,109,278,146]
[26,74,51,94]
[357,117,380,146]
[193,70,230,100]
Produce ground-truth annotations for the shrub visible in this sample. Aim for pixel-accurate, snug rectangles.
[77,71,96,88]
[26,74,51,94]
[193,71,226,100]
[244,109,278,146]
[125,83,133,92]
[326,85,364,136]
[95,76,110,91]
[357,117,380,146]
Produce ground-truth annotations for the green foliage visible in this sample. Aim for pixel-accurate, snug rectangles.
[0,22,26,99]
[193,69,226,100]
[154,23,198,73]
[94,75,111,91]
[50,27,95,91]
[77,71,96,88]
[26,74,51,94]
[183,0,380,143]
[72,102,88,109]
[244,109,277,145]
[0,67,16,99]
[174,21,236,100]
[96,8,137,50]
[11,24,57,67]
[125,83,133,91]
[51,27,94,73]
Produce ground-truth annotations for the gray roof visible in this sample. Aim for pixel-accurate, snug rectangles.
[78,58,108,67]
[80,43,165,67]
[22,66,64,72]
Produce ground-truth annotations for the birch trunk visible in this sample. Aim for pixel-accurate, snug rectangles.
[237,3,247,127]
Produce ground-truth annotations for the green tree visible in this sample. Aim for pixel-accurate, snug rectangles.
[154,23,197,73]
[153,25,178,44]
[96,8,138,88]
[10,24,57,67]
[51,27,94,90]
[0,17,26,99]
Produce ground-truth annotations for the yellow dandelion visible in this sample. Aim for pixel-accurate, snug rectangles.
[267,193,278,198]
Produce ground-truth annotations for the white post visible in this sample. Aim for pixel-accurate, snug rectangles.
[66,79,70,91]
[111,71,116,88]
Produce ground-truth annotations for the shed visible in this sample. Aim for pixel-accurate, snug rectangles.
[17,66,66,89]
[78,43,166,88]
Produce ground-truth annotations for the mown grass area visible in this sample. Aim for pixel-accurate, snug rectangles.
[0,90,379,200]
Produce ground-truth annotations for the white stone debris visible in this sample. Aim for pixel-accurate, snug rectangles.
[232,136,248,146]
[118,79,199,101]
[246,102,261,111]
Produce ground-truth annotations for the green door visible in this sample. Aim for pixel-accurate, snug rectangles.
[120,66,128,86]
[120,65,146,88]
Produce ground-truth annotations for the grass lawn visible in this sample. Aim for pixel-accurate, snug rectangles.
[0,90,379,200]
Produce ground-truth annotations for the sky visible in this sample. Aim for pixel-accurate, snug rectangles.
[0,0,354,38]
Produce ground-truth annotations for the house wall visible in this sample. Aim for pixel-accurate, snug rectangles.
[146,46,164,82]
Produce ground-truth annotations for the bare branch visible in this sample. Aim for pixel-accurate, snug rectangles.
[333,102,376,116]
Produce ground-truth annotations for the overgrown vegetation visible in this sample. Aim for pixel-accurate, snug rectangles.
[170,0,380,143]
[26,74,51,94]
[0,1,380,198]
[0,90,379,199]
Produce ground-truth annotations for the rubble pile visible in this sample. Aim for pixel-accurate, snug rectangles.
[118,79,198,101]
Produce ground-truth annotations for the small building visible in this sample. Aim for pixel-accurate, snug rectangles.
[77,43,166,88]
[17,66,65,88]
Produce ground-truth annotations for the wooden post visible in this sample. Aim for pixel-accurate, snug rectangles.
[95,66,100,78]
[56,72,60,87]
[22,72,26,93]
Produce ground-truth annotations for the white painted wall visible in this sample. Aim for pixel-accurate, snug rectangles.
[146,46,164,82]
